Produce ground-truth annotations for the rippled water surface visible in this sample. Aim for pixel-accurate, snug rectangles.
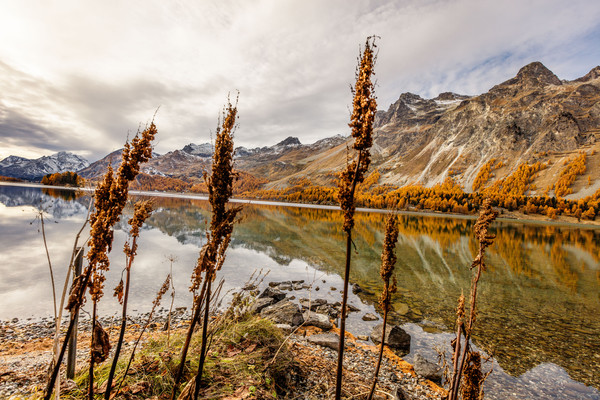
[1,183,599,399]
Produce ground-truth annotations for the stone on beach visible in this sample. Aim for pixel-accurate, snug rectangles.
[370,323,411,352]
[302,311,332,330]
[260,300,304,326]
[307,332,340,351]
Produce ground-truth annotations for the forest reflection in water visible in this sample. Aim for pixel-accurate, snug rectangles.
[0,184,599,398]
[141,194,600,392]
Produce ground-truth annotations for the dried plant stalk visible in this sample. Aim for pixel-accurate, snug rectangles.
[172,98,241,400]
[335,37,377,400]
[367,214,398,400]
[448,198,497,400]
[114,274,172,397]
[104,200,153,399]
[44,122,156,400]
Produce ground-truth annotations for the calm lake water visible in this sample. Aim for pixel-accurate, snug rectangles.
[0,183,599,400]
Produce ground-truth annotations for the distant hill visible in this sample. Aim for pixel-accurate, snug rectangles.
[0,151,89,181]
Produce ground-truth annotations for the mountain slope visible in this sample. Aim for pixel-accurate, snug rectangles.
[263,62,600,199]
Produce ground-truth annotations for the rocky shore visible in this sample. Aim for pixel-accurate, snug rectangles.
[0,282,446,399]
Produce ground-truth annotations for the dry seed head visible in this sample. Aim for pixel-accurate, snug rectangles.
[380,214,399,281]
[338,37,377,234]
[86,123,156,302]
[154,274,172,308]
[460,351,484,400]
[128,200,153,239]
[191,99,241,290]
[471,198,498,270]
[349,38,377,152]
[456,293,465,325]
[378,214,399,311]
[209,101,237,235]
[66,274,86,312]
[91,321,111,364]
[126,200,153,256]
[337,160,358,233]
[113,279,124,305]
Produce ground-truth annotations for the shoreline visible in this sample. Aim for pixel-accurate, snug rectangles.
[2,181,599,229]
[0,306,445,399]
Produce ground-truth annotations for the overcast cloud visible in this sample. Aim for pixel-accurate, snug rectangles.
[1,0,599,161]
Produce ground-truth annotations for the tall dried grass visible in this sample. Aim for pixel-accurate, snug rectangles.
[104,200,154,399]
[335,36,377,400]
[367,214,399,400]
[172,97,242,400]
[448,198,497,400]
[43,122,157,400]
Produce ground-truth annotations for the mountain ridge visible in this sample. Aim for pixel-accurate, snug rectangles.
[0,151,89,181]
[3,62,600,201]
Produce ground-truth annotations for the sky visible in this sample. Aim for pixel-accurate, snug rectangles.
[1,0,600,162]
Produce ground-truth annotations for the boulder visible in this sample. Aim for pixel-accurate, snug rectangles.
[352,283,363,294]
[260,300,304,326]
[302,311,332,330]
[370,324,411,352]
[315,304,338,319]
[259,287,286,302]
[249,297,275,314]
[299,298,327,311]
[307,332,339,351]
[413,354,443,384]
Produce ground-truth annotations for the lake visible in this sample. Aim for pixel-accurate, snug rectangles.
[0,183,599,400]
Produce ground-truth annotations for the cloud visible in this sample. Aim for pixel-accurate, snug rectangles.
[0,0,599,161]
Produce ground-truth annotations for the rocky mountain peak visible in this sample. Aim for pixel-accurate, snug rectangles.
[182,143,214,157]
[433,92,469,102]
[575,66,600,82]
[276,137,301,147]
[0,155,28,168]
[514,61,562,87]
[398,92,424,103]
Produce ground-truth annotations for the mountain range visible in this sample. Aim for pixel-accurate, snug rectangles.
[0,151,89,181]
[2,61,600,199]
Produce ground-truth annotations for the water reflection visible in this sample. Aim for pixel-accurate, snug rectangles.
[0,183,599,399]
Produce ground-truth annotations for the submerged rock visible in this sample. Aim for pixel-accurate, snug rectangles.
[395,303,410,315]
[362,313,379,321]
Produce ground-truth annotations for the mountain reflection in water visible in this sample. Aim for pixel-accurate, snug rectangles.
[1,183,599,399]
